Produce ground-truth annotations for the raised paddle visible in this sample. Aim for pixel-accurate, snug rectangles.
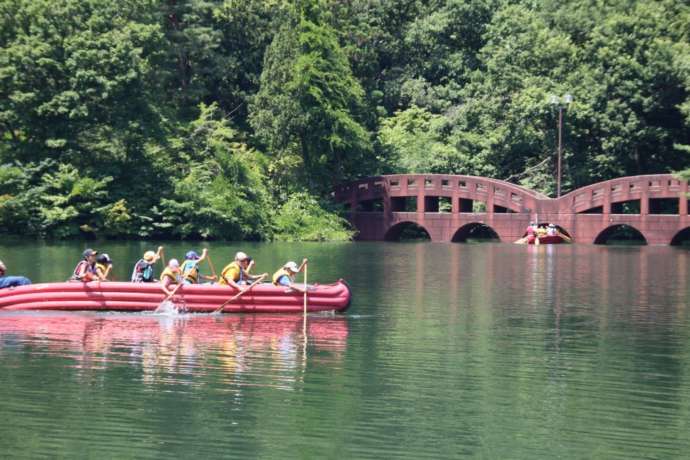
[212,275,266,314]
[206,252,218,280]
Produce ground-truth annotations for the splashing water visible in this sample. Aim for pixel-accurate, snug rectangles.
[153,300,187,315]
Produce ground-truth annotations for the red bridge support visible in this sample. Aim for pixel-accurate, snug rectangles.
[333,174,690,245]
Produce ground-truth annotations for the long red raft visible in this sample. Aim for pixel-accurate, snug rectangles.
[0,281,351,313]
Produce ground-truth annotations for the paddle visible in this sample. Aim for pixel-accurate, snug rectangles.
[558,231,572,243]
[303,262,308,316]
[212,275,266,314]
[302,262,309,363]
[155,268,192,312]
[154,281,185,312]
[206,252,218,280]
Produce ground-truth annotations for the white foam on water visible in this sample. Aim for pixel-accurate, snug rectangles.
[153,300,185,315]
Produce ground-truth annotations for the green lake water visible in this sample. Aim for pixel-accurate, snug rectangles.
[1,241,690,459]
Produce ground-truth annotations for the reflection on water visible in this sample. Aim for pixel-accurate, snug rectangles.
[2,241,690,459]
[0,312,348,390]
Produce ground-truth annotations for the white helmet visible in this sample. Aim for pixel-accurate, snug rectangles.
[235,251,248,261]
[168,258,180,268]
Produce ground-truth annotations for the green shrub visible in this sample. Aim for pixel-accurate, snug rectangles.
[273,193,355,242]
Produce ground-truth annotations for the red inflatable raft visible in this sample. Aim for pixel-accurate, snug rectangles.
[0,281,351,313]
[528,235,568,244]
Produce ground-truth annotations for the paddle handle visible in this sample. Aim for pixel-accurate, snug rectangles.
[213,275,266,313]
[207,253,218,279]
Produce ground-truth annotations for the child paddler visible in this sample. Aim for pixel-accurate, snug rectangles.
[160,259,182,296]
[0,260,31,289]
[70,249,98,282]
[95,253,113,281]
[131,246,164,283]
[180,249,216,284]
[219,252,268,290]
[272,259,309,293]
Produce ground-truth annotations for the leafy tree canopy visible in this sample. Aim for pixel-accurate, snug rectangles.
[0,0,687,239]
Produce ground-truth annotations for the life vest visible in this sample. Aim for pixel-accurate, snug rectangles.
[180,260,200,284]
[219,261,243,285]
[160,267,180,284]
[131,259,154,283]
[272,268,294,286]
[71,260,96,282]
[96,263,109,279]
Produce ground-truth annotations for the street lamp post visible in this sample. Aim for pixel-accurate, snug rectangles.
[549,94,573,197]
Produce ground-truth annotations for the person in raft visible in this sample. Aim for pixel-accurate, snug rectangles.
[131,246,164,283]
[272,259,309,293]
[219,252,268,290]
[71,248,99,282]
[180,249,216,284]
[160,259,182,296]
[0,260,31,289]
[526,222,537,244]
[95,253,113,281]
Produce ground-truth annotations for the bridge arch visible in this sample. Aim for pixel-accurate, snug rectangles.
[451,223,500,243]
[384,221,431,242]
[594,224,647,245]
[670,227,690,246]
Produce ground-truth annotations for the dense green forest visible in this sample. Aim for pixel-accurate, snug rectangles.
[1,0,688,240]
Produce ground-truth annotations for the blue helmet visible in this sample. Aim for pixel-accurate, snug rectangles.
[185,250,200,260]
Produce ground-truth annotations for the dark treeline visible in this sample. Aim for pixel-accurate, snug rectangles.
[1,0,688,240]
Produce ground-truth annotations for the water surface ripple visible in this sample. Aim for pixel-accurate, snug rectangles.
[1,242,689,458]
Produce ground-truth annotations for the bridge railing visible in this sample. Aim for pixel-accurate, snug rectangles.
[334,174,547,215]
[557,174,688,215]
[336,173,689,216]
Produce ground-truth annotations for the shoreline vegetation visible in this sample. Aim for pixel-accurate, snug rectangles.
[1,1,688,241]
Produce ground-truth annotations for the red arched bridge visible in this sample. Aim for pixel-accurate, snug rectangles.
[333,174,690,244]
